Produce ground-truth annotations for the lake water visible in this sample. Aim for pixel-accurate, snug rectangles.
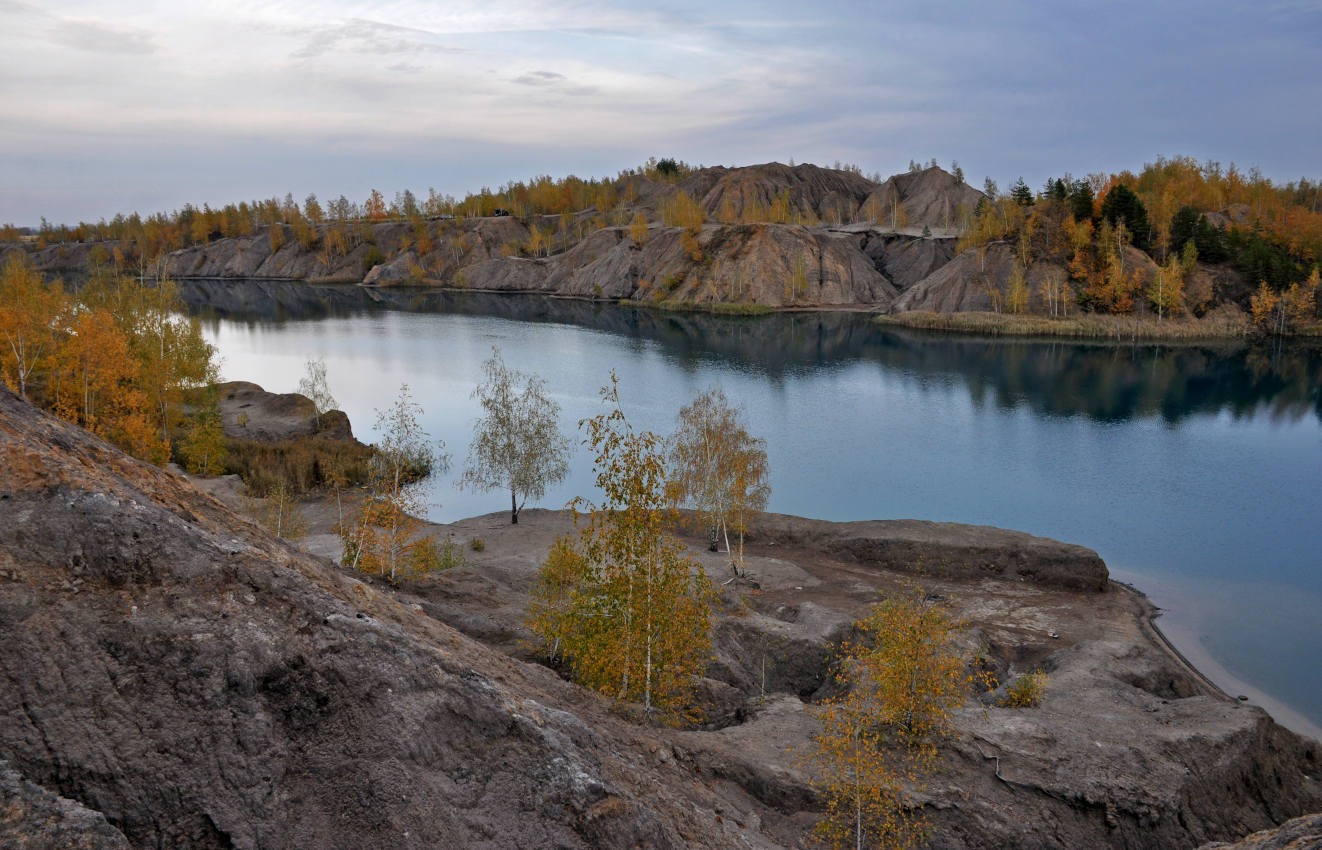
[190,282,1322,738]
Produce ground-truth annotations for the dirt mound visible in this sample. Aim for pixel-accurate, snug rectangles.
[692,162,876,224]
[859,166,985,230]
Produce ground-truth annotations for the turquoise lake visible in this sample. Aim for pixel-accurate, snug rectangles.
[190,282,1322,738]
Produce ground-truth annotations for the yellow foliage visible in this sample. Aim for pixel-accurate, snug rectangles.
[659,190,706,232]
[629,211,649,245]
[811,590,975,850]
[1002,670,1049,708]
[528,376,713,722]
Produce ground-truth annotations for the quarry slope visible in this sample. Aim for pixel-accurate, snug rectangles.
[2,386,1320,849]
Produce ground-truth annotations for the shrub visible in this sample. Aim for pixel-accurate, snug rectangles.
[1002,670,1048,708]
[470,537,486,552]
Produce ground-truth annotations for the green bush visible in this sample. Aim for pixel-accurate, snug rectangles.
[470,537,486,552]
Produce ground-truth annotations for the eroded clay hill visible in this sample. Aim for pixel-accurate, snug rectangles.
[7,164,981,310]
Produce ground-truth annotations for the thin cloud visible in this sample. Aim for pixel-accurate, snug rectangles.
[290,18,462,60]
[49,18,157,55]
[513,70,567,85]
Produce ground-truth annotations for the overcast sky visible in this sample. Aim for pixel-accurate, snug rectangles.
[2,0,1320,225]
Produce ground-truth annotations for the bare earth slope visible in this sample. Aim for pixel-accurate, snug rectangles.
[403,508,1322,849]
[3,387,1319,849]
[0,388,790,849]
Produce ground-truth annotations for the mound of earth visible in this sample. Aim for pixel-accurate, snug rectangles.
[688,162,878,225]
[0,387,793,849]
[216,380,353,442]
[860,166,986,231]
[893,242,1163,314]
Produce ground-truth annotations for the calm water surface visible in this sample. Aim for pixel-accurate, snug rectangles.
[190,282,1322,737]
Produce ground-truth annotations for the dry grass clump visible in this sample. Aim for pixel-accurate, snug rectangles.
[877,311,1250,340]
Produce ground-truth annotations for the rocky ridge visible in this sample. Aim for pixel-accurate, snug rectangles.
[6,161,1251,317]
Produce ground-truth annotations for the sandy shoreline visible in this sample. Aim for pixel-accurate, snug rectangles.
[1110,569,1322,743]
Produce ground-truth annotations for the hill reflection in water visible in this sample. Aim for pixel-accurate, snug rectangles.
[183,279,1322,426]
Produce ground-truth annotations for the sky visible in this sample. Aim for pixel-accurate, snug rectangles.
[2,0,1320,226]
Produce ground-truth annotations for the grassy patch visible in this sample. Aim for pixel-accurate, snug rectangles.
[620,298,773,316]
[876,311,1251,340]
[224,437,376,496]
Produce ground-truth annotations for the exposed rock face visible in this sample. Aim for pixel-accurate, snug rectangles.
[748,512,1111,591]
[0,760,131,849]
[216,380,352,442]
[462,223,899,308]
[8,163,988,313]
[0,387,787,849]
[893,240,1173,317]
[422,508,1322,849]
[2,388,1320,849]
[863,232,960,291]
[1199,813,1322,849]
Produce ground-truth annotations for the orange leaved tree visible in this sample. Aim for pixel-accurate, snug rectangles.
[528,375,713,721]
[812,590,976,850]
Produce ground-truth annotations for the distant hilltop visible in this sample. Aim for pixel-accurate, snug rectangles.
[4,157,1319,325]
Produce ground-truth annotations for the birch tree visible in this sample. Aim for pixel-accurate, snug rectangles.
[668,387,770,571]
[528,375,712,721]
[460,347,570,524]
[812,591,975,850]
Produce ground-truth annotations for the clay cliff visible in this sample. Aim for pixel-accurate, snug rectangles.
[2,161,1259,319]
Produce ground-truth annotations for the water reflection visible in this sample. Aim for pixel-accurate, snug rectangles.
[182,280,1322,425]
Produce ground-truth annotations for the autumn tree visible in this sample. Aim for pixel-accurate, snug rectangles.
[629,211,649,245]
[1148,255,1186,319]
[812,590,975,850]
[1005,262,1029,314]
[667,387,770,570]
[364,189,387,222]
[460,347,570,524]
[0,256,66,400]
[345,384,450,581]
[528,375,713,720]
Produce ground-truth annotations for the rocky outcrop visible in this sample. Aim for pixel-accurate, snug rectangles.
[9,163,989,313]
[0,760,131,849]
[2,388,1320,848]
[216,380,352,442]
[747,512,1111,591]
[1199,813,1322,849]
[420,508,1322,849]
[0,387,787,849]
[462,223,899,308]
